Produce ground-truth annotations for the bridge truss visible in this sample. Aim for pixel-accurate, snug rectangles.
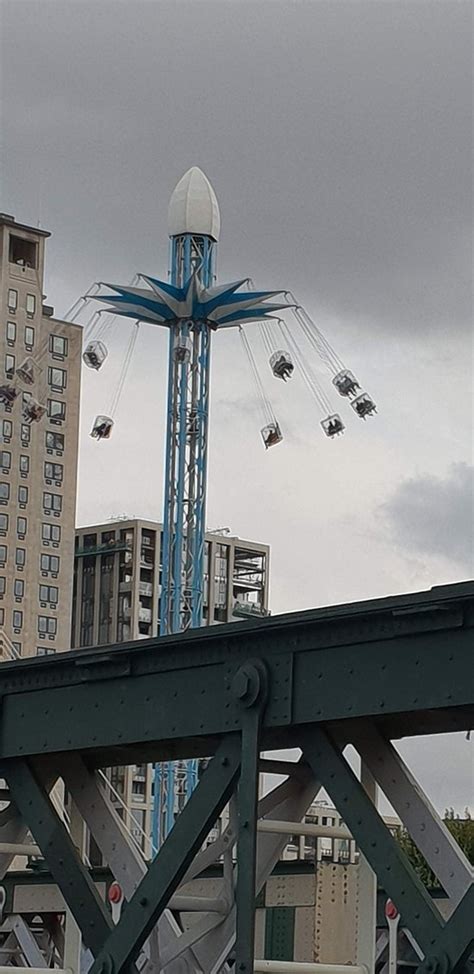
[0,581,472,974]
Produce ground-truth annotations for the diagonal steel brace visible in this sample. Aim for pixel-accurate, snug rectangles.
[301,727,447,958]
[89,734,242,974]
[3,758,115,959]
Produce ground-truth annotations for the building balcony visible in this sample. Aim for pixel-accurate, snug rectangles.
[232,578,263,593]
[76,540,132,558]
[140,554,155,568]
[139,581,153,597]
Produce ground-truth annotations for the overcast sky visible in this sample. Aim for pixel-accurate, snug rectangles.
[1,0,472,812]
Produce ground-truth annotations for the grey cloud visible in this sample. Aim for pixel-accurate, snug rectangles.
[381,463,474,571]
[1,0,471,336]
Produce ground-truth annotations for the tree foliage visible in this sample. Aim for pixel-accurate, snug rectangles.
[396,809,473,889]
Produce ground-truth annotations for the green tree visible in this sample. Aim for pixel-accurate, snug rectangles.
[396,810,473,889]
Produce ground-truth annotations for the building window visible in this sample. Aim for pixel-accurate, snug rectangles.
[0,607,4,624]
[0,483,10,502]
[2,420,12,440]
[26,294,36,317]
[9,234,37,268]
[39,584,59,605]
[0,514,8,532]
[48,367,67,392]
[15,547,26,567]
[131,780,146,801]
[38,615,57,635]
[40,553,60,574]
[48,399,66,421]
[99,553,114,644]
[24,325,35,348]
[13,610,23,630]
[19,454,30,475]
[42,522,61,543]
[17,516,27,537]
[7,289,18,312]
[6,321,16,344]
[214,543,229,621]
[46,431,64,452]
[14,579,24,598]
[5,355,15,379]
[0,451,11,471]
[18,485,28,505]
[43,491,62,514]
[21,424,30,445]
[0,576,5,597]
[80,558,96,647]
[37,646,56,656]
[50,334,68,358]
[0,546,6,565]
[44,461,63,483]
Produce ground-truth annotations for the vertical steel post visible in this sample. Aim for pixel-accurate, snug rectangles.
[232,661,268,974]
[235,709,261,974]
[356,762,377,974]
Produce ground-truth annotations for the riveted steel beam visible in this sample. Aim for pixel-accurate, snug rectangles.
[0,583,472,763]
[234,661,268,974]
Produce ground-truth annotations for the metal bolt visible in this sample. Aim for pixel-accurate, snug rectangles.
[232,669,251,700]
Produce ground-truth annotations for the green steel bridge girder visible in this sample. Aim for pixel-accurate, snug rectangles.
[0,581,472,763]
[0,581,472,974]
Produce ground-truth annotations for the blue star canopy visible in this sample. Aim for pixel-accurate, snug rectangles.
[93,275,290,329]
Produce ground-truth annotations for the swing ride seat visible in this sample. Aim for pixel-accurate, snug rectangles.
[16,357,36,386]
[261,422,283,449]
[83,341,108,371]
[351,393,377,419]
[22,398,46,424]
[269,350,294,381]
[321,413,345,437]
[332,369,360,398]
[90,415,114,440]
[0,384,18,406]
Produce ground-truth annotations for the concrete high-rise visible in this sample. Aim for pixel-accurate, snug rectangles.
[72,517,269,647]
[0,214,81,659]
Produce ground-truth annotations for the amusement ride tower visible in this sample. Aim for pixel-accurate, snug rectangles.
[82,167,376,845]
[96,168,289,638]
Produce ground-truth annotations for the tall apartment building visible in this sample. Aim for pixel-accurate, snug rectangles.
[72,518,269,647]
[0,214,81,659]
[72,518,269,854]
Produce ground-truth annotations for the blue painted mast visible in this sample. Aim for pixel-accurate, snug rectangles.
[161,169,218,634]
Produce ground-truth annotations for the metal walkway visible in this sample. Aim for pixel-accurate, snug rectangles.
[0,581,472,974]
